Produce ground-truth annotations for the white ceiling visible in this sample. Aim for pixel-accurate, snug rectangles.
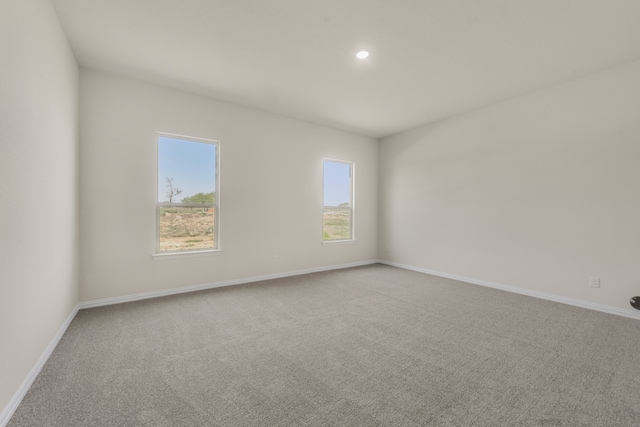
[52,0,640,138]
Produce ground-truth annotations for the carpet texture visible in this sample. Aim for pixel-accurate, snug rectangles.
[8,264,640,426]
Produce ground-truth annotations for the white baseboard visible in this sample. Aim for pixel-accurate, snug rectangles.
[5,259,634,427]
[0,304,80,427]
[379,260,640,321]
[79,259,380,309]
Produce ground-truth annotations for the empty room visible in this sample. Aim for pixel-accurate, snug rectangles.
[2,0,640,425]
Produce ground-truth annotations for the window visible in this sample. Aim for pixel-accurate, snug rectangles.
[323,159,354,242]
[156,133,219,254]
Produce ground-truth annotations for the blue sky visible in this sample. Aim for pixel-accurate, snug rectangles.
[158,138,350,206]
[157,136,216,202]
[324,160,352,206]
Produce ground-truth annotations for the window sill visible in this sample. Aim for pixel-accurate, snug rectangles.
[322,239,355,245]
[152,249,222,260]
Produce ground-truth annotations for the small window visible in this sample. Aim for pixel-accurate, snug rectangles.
[156,133,219,253]
[323,159,354,242]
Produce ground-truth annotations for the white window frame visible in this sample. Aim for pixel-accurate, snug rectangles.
[154,132,220,257]
[322,158,355,243]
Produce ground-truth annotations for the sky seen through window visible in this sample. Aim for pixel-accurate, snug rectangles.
[157,136,216,202]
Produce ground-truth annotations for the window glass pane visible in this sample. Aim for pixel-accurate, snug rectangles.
[323,160,353,241]
[156,134,218,253]
[323,160,351,207]
[157,136,216,203]
[323,208,351,241]
[159,206,215,251]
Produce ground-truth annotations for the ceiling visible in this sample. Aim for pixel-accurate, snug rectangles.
[52,0,640,138]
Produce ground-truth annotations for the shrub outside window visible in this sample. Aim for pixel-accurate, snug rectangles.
[323,159,354,242]
[156,133,219,253]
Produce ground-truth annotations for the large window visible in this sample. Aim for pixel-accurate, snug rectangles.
[156,133,219,253]
[323,159,354,242]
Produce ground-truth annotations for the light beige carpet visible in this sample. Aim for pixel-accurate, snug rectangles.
[8,264,640,426]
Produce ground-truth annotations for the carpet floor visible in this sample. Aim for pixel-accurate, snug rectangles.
[8,264,640,426]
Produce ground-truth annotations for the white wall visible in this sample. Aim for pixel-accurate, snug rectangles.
[0,0,79,417]
[79,70,378,302]
[380,60,640,311]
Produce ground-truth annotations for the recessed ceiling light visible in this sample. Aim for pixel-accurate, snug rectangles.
[356,51,369,59]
